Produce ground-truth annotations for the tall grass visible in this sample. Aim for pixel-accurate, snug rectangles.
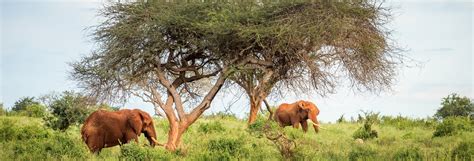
[0,115,472,160]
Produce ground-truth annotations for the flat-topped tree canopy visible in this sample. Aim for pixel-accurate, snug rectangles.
[71,0,403,150]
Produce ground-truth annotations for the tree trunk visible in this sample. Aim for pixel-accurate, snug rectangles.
[164,121,189,151]
[248,95,264,124]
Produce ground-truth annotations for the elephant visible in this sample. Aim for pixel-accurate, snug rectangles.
[81,109,161,153]
[273,100,320,133]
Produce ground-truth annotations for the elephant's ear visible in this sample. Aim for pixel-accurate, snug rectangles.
[297,101,305,109]
[138,111,152,126]
[128,111,144,135]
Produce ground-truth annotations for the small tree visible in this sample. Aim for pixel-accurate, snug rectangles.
[435,93,473,119]
[42,91,97,131]
[22,104,47,117]
[11,97,40,112]
[0,103,6,115]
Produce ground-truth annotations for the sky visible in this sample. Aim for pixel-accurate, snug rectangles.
[1,0,472,122]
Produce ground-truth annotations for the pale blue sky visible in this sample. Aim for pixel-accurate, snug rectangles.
[1,0,472,122]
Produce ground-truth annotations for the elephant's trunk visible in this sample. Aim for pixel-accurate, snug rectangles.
[145,123,161,147]
[308,109,320,133]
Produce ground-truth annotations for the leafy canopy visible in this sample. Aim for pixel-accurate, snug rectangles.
[435,93,473,119]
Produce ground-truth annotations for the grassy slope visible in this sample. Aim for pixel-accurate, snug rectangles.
[0,115,472,160]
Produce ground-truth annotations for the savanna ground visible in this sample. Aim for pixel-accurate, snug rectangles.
[1,112,473,160]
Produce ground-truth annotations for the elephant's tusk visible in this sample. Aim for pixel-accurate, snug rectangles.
[151,137,164,146]
[307,120,325,129]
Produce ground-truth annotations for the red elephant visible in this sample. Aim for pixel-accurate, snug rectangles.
[81,109,160,153]
[274,100,320,133]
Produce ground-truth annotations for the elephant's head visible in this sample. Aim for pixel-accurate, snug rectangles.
[129,109,160,147]
[297,100,320,133]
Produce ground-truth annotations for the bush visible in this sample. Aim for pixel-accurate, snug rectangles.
[381,115,438,130]
[203,112,238,120]
[433,117,472,137]
[10,134,88,159]
[348,145,377,161]
[11,97,40,112]
[356,111,381,124]
[435,93,473,119]
[198,121,226,133]
[353,120,378,140]
[42,91,97,131]
[204,137,248,160]
[120,142,174,160]
[0,117,87,160]
[0,118,51,142]
[392,146,423,160]
[451,141,474,160]
[21,104,47,118]
[0,103,6,116]
[337,114,347,123]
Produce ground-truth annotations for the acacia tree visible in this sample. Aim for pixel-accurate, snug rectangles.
[71,2,273,150]
[227,1,403,124]
[72,1,403,150]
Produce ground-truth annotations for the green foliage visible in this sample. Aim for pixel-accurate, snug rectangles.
[11,97,40,111]
[353,112,379,140]
[21,104,47,117]
[451,141,474,160]
[120,142,173,160]
[247,116,267,138]
[42,91,97,131]
[337,114,347,123]
[433,116,473,137]
[203,112,238,120]
[392,146,423,160]
[198,121,226,133]
[0,117,87,160]
[0,119,51,142]
[0,103,6,116]
[203,137,248,161]
[2,114,473,160]
[435,93,473,119]
[348,145,377,161]
[381,115,438,130]
[356,111,381,124]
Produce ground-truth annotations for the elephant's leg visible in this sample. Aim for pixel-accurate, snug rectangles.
[87,135,104,154]
[124,131,139,143]
[301,121,308,132]
[291,117,301,129]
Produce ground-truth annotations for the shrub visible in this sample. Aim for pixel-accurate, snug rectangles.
[433,117,472,137]
[204,112,238,120]
[120,142,174,160]
[348,145,377,161]
[381,115,438,130]
[356,111,381,124]
[42,91,97,131]
[0,119,52,142]
[451,141,474,160]
[11,97,40,112]
[435,93,473,119]
[247,117,267,138]
[337,114,347,123]
[0,103,6,116]
[205,137,248,160]
[0,118,87,160]
[198,121,226,133]
[13,135,88,159]
[21,104,47,118]
[353,120,378,140]
[393,146,423,160]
